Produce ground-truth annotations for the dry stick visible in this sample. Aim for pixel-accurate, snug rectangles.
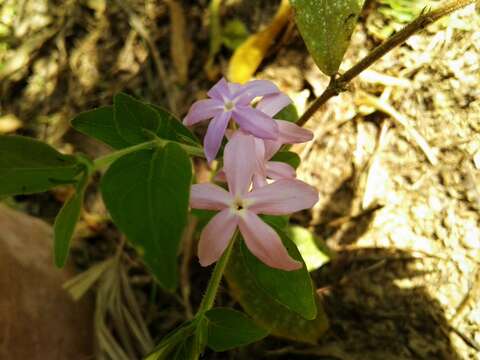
[180,216,198,319]
[297,0,477,127]
[357,91,439,166]
[115,0,177,113]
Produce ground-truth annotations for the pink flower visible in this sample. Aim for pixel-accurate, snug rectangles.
[216,120,313,188]
[255,96,314,161]
[190,131,318,271]
[251,96,314,187]
[183,78,285,163]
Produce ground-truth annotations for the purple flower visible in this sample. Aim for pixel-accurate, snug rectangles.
[190,131,318,271]
[183,78,284,162]
[216,95,314,187]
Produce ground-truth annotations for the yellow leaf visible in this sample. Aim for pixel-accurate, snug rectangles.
[0,114,22,134]
[227,0,291,84]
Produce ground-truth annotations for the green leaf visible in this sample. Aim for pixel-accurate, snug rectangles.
[288,226,331,272]
[54,169,89,267]
[291,0,366,75]
[114,92,161,145]
[270,151,301,169]
[238,229,317,319]
[274,103,299,123]
[261,214,289,231]
[225,232,329,343]
[149,104,200,146]
[71,101,199,151]
[205,308,269,352]
[171,336,197,360]
[71,106,130,149]
[145,321,196,360]
[0,135,82,196]
[100,144,192,290]
[222,19,249,50]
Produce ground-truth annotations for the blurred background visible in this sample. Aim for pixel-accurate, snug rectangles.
[0,0,479,359]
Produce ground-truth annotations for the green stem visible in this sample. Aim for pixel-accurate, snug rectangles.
[197,233,237,314]
[93,139,205,170]
[296,0,477,127]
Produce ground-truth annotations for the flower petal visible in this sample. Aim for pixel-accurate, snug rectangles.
[207,77,231,101]
[183,99,223,126]
[252,173,268,189]
[198,209,238,267]
[256,93,292,117]
[233,106,279,140]
[204,111,231,163]
[266,161,296,180]
[239,211,302,271]
[190,183,233,210]
[227,81,243,94]
[224,131,256,196]
[278,120,313,144]
[235,80,280,104]
[263,139,282,160]
[245,179,318,215]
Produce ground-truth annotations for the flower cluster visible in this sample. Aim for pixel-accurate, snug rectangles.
[184,78,318,271]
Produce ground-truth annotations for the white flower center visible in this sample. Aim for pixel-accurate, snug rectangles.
[224,101,235,112]
[231,197,249,215]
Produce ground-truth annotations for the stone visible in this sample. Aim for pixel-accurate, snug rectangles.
[0,205,93,359]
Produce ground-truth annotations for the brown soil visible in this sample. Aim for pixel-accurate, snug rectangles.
[1,0,479,359]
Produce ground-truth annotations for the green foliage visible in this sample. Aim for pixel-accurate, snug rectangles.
[71,106,130,149]
[145,321,197,360]
[0,135,82,196]
[225,234,329,343]
[288,225,331,272]
[205,308,269,352]
[274,103,299,123]
[149,104,200,146]
[100,145,192,290]
[270,151,301,169]
[71,95,198,151]
[291,0,366,75]
[379,0,436,23]
[54,170,90,267]
[222,19,249,50]
[236,229,317,319]
[114,92,161,145]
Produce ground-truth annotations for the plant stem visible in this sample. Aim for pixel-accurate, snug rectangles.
[93,139,205,170]
[197,234,237,314]
[297,0,477,127]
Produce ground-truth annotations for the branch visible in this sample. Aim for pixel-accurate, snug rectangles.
[297,0,476,127]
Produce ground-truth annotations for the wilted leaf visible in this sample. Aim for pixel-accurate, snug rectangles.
[227,0,292,83]
[291,0,366,75]
[0,114,22,133]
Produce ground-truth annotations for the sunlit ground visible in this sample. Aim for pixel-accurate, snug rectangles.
[0,0,479,359]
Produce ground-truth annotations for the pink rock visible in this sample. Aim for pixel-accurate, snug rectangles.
[0,205,93,359]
